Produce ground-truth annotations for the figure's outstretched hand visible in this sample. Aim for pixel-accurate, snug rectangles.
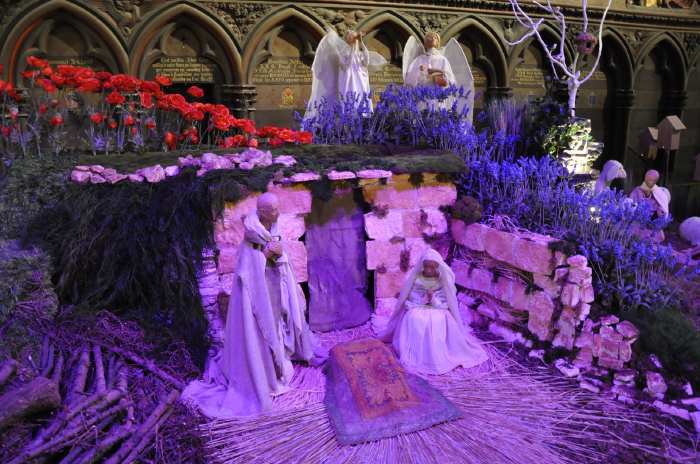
[264,242,283,259]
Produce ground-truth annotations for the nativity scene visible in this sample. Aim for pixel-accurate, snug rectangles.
[1,1,700,463]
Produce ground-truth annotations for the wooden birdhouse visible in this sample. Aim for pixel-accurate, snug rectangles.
[638,127,658,160]
[657,115,686,151]
[694,153,700,182]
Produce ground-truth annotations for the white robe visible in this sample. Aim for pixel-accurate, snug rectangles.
[338,42,372,113]
[182,212,315,418]
[404,49,457,112]
[380,249,488,375]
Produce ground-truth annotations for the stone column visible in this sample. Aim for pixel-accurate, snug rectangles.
[486,86,513,102]
[609,89,635,163]
[222,84,257,119]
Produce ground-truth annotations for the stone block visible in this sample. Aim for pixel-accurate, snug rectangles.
[509,280,531,311]
[483,228,514,264]
[512,238,554,274]
[616,320,640,341]
[575,332,595,349]
[402,208,448,238]
[406,238,432,267]
[598,356,624,370]
[597,326,622,360]
[573,347,593,368]
[552,307,578,350]
[455,266,493,295]
[560,283,581,307]
[619,341,633,363]
[283,240,308,282]
[566,255,588,268]
[527,291,555,320]
[364,210,403,240]
[528,314,553,342]
[278,214,306,240]
[493,277,515,305]
[90,173,106,184]
[567,266,592,285]
[451,221,488,252]
[533,273,562,299]
[268,185,312,214]
[375,271,406,299]
[577,302,591,322]
[217,246,239,274]
[554,267,569,282]
[600,315,620,326]
[137,164,166,183]
[580,284,595,304]
[366,240,403,271]
[375,298,398,317]
[363,184,419,209]
[476,302,497,319]
[71,169,91,183]
[645,372,668,398]
[417,184,457,207]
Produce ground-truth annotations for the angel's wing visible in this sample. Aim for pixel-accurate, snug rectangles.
[367,51,387,73]
[305,31,341,120]
[441,38,475,124]
[402,36,424,83]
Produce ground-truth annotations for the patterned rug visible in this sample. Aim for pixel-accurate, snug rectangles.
[325,338,460,445]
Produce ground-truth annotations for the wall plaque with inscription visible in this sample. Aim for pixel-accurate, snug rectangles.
[253,58,312,85]
[151,57,216,83]
[47,56,103,69]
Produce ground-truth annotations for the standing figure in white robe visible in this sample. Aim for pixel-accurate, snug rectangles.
[182,193,316,418]
[379,249,488,375]
[629,169,671,243]
[305,30,387,120]
[402,32,475,122]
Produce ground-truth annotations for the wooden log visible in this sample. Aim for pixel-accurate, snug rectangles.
[39,336,49,371]
[67,346,90,403]
[0,359,17,389]
[51,352,64,384]
[95,343,184,389]
[92,345,106,393]
[0,376,60,430]
[73,425,134,464]
[105,389,180,464]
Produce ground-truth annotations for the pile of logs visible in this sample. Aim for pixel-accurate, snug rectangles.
[0,336,182,463]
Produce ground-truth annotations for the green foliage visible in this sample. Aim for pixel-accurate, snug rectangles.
[622,307,700,389]
[0,155,78,239]
[542,119,593,158]
[0,240,58,359]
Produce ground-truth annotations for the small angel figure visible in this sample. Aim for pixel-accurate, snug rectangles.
[402,32,475,122]
[305,30,387,120]
[629,169,671,243]
[379,249,488,375]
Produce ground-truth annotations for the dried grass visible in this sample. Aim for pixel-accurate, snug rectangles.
[197,327,698,464]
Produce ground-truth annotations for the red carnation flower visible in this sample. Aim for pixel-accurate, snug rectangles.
[155,75,172,87]
[145,118,156,130]
[106,90,125,106]
[0,80,5,93]
[130,126,138,136]
[27,56,49,69]
[95,71,112,81]
[42,66,53,76]
[295,131,313,144]
[248,138,259,148]
[1,126,10,138]
[90,113,104,124]
[164,131,177,150]
[107,118,118,129]
[124,114,135,126]
[187,85,204,99]
[39,104,48,115]
[77,77,101,93]
[50,114,64,127]
[139,91,153,109]
[39,79,57,93]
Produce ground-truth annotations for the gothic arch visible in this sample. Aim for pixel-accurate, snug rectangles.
[0,0,128,83]
[129,1,242,83]
[242,5,326,82]
[507,22,575,78]
[442,16,509,88]
[600,29,634,91]
[356,10,420,64]
[633,33,687,90]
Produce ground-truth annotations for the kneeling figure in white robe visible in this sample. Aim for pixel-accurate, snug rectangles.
[380,249,487,375]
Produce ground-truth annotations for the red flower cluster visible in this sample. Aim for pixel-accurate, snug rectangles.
[0,56,314,153]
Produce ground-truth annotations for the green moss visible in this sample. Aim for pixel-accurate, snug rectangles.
[75,144,465,176]
[622,307,700,389]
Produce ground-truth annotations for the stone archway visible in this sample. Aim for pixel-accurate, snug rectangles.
[508,25,572,104]
[0,0,128,85]
[244,7,326,126]
[627,35,687,187]
[129,3,242,107]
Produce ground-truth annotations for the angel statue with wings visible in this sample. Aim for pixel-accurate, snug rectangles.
[403,32,475,122]
[304,30,387,120]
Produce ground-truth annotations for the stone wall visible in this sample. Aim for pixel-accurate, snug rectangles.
[451,221,635,373]
[196,172,457,360]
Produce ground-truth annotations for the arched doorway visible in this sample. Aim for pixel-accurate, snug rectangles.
[247,12,324,127]
[135,21,234,104]
[628,38,686,188]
